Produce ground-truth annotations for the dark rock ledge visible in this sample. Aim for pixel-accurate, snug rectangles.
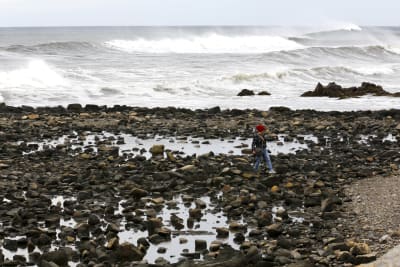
[301,82,400,98]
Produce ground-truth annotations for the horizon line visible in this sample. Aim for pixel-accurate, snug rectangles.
[0,24,397,28]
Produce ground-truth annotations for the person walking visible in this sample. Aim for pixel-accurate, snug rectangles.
[252,124,275,174]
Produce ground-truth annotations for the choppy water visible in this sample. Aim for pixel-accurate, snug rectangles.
[0,25,400,110]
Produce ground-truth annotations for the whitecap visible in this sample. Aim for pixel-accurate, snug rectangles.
[104,33,304,54]
[0,59,68,89]
[385,45,400,55]
[354,65,395,75]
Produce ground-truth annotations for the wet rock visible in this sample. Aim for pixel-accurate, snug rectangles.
[181,252,201,259]
[40,249,69,266]
[148,234,164,244]
[207,106,221,114]
[216,227,229,238]
[232,233,245,245]
[40,260,60,267]
[157,247,167,253]
[266,223,283,237]
[37,233,52,246]
[155,257,170,265]
[355,253,376,264]
[131,187,148,198]
[256,210,272,227]
[137,237,150,248]
[189,208,203,220]
[325,242,350,252]
[195,198,207,209]
[258,91,271,96]
[75,223,90,239]
[170,214,184,230]
[179,164,197,172]
[106,223,120,233]
[248,229,263,237]
[257,201,268,209]
[229,222,246,231]
[209,242,221,252]
[237,89,255,96]
[77,190,92,201]
[335,250,355,263]
[146,218,163,235]
[301,82,400,98]
[67,103,82,112]
[195,239,207,251]
[321,198,335,212]
[150,145,164,156]
[88,214,101,225]
[3,239,18,251]
[113,242,144,261]
[349,242,371,256]
[379,234,391,243]
[84,104,101,112]
[106,237,119,249]
[179,238,188,244]
[151,197,164,204]
[277,238,296,249]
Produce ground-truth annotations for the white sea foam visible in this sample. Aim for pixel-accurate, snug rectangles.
[0,26,400,111]
[104,34,304,54]
[354,65,395,75]
[336,23,362,32]
[0,59,68,89]
[318,22,362,32]
[230,69,290,82]
[386,45,400,55]
[228,64,396,84]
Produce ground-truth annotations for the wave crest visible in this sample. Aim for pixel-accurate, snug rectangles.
[385,45,400,55]
[104,34,304,54]
[229,65,396,83]
[4,42,96,53]
[0,59,67,89]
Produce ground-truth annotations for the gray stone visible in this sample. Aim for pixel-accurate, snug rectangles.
[40,249,69,266]
[195,239,207,251]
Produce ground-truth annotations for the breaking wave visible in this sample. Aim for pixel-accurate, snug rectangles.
[104,34,304,54]
[3,42,98,54]
[230,65,396,83]
[0,59,68,88]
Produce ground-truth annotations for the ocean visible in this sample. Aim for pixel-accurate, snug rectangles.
[0,25,399,111]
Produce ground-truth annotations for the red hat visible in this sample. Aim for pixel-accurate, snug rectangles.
[256,124,266,132]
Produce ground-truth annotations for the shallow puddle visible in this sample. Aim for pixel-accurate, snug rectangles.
[18,131,312,158]
[0,194,304,265]
[357,134,398,145]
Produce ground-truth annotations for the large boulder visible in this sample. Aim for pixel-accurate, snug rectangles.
[67,103,82,112]
[237,89,255,96]
[258,91,271,95]
[301,82,399,98]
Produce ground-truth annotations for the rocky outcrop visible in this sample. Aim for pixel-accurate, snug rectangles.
[237,89,255,96]
[237,89,271,96]
[301,82,400,98]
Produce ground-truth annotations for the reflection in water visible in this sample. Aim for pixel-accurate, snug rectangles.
[18,131,312,158]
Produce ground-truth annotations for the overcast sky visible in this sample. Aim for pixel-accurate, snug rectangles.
[0,0,398,27]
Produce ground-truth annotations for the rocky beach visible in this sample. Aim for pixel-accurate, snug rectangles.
[0,103,399,266]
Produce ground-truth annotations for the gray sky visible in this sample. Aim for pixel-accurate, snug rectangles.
[0,0,399,27]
